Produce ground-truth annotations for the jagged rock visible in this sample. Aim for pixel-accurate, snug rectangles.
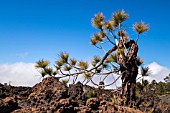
[12,107,44,113]
[49,99,78,113]
[116,106,143,113]
[68,82,114,102]
[27,77,68,107]
[0,97,19,113]
[95,89,114,101]
[68,82,84,100]
[160,94,170,105]
[1,77,169,113]
[76,106,91,113]
[0,83,31,99]
[164,106,170,113]
[99,100,143,113]
[86,98,99,110]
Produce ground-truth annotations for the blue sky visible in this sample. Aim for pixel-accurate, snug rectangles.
[0,0,170,68]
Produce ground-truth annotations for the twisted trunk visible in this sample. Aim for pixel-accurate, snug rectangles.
[117,39,138,106]
[120,64,138,106]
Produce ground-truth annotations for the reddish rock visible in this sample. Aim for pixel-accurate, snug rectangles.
[0,97,19,113]
[86,98,99,110]
[27,77,68,107]
[1,77,169,113]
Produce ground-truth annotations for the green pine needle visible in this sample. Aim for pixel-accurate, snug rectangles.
[59,52,69,63]
[112,10,128,26]
[44,67,53,76]
[133,22,149,34]
[70,58,77,66]
[91,56,101,66]
[141,67,149,76]
[63,65,72,71]
[91,13,104,29]
[77,61,88,70]
[35,59,50,69]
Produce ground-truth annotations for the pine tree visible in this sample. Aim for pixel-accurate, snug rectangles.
[36,10,149,106]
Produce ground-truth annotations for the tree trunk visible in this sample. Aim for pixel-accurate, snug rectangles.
[117,39,138,106]
[121,64,138,106]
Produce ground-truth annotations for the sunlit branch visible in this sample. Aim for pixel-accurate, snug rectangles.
[136,34,140,43]
[109,30,117,39]
[100,28,116,45]
[90,74,122,87]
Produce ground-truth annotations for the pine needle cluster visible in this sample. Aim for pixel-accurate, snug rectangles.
[141,67,149,77]
[91,56,101,67]
[91,13,104,29]
[133,22,149,34]
[112,10,128,26]
[90,32,106,45]
[78,61,89,70]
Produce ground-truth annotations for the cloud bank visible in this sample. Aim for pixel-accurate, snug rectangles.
[145,62,170,82]
[0,62,41,86]
[0,62,169,87]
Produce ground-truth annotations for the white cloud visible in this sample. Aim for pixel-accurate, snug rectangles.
[145,62,170,82]
[0,62,41,86]
[0,62,169,88]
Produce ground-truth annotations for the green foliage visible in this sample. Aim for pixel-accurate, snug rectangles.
[40,70,47,78]
[116,48,125,55]
[112,10,128,26]
[136,80,149,94]
[136,82,143,91]
[91,56,101,67]
[44,67,53,76]
[56,59,64,67]
[63,65,72,71]
[91,13,104,29]
[142,79,149,86]
[111,95,122,105]
[35,59,53,77]
[58,52,69,63]
[83,72,92,79]
[106,54,117,63]
[87,90,95,99]
[164,74,170,83]
[95,68,102,73]
[35,59,50,69]
[90,32,105,45]
[148,80,157,91]
[136,77,170,96]
[136,57,143,66]
[164,74,170,92]
[53,71,57,76]
[102,62,109,69]
[104,20,114,30]
[62,79,69,84]
[157,81,167,95]
[141,67,149,77]
[133,22,149,34]
[117,30,126,37]
[77,61,88,70]
[69,58,77,66]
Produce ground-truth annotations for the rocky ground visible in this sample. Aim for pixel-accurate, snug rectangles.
[0,77,170,113]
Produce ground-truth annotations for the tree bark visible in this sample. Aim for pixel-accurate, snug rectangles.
[120,64,138,106]
[117,39,138,106]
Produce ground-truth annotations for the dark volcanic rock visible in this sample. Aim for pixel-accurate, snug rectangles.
[27,77,68,107]
[86,98,99,110]
[0,96,19,113]
[0,83,31,99]
[0,77,154,113]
